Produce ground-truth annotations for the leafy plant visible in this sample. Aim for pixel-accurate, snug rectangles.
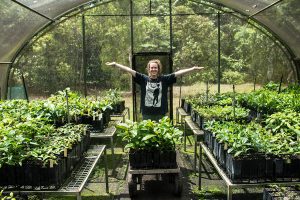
[116,117,182,151]
[206,119,300,158]
[0,190,16,200]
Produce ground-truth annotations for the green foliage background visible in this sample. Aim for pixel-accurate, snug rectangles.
[11,0,293,96]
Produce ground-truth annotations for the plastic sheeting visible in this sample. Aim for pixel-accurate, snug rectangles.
[0,0,300,99]
[0,0,94,62]
[1,0,299,62]
[208,0,300,60]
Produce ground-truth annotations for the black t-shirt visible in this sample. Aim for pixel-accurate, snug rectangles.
[134,72,176,115]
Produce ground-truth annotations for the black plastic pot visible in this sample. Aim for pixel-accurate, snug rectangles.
[195,113,202,129]
[0,164,17,186]
[102,109,111,126]
[191,109,197,122]
[129,149,177,169]
[183,101,191,114]
[274,156,300,181]
[112,100,125,114]
[129,149,152,169]
[217,143,227,168]
[226,153,266,183]
[159,151,177,168]
[180,99,185,108]
[204,130,211,147]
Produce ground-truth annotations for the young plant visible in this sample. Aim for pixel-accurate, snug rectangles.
[116,117,182,151]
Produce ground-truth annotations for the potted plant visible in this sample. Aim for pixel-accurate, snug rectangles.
[116,117,182,169]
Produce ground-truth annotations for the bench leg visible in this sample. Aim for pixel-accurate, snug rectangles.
[198,144,202,190]
[227,186,232,200]
[187,135,192,145]
[111,137,114,155]
[194,135,197,172]
[176,108,179,124]
[104,148,109,193]
[184,121,187,151]
[76,193,82,200]
[127,107,130,120]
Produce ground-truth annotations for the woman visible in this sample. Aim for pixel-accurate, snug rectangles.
[106,59,204,121]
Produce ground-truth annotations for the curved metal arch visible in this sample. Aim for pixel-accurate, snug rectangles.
[10,0,116,66]
[5,0,299,100]
[5,0,116,99]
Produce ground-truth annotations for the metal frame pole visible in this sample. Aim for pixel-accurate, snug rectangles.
[198,143,202,190]
[82,14,87,97]
[169,0,174,121]
[104,148,109,193]
[217,12,221,93]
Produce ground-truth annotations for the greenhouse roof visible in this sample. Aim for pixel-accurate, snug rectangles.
[0,0,300,98]
[1,0,299,63]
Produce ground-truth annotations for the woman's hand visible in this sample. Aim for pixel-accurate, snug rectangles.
[193,66,205,70]
[105,62,116,66]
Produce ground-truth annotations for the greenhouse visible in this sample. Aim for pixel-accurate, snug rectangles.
[0,0,300,200]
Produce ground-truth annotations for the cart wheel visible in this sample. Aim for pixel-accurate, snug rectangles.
[128,173,137,198]
[128,180,137,198]
[173,174,183,196]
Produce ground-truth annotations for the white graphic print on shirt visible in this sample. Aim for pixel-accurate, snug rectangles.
[145,81,162,107]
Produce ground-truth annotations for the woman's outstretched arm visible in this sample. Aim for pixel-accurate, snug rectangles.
[174,66,204,77]
[106,62,137,77]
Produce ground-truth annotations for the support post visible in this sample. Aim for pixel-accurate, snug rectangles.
[217,12,221,93]
[81,14,87,97]
[198,144,202,190]
[227,185,232,200]
[104,148,109,193]
[194,135,197,172]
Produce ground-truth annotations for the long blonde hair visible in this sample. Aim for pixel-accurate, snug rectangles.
[146,59,163,75]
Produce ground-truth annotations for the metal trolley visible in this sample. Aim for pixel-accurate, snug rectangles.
[127,161,183,197]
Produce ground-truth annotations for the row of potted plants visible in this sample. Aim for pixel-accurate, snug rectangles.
[190,105,250,129]
[0,88,126,188]
[204,110,300,182]
[0,88,126,129]
[181,82,299,183]
[183,83,300,120]
[0,123,89,188]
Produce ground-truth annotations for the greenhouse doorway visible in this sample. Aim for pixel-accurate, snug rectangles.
[132,52,173,121]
